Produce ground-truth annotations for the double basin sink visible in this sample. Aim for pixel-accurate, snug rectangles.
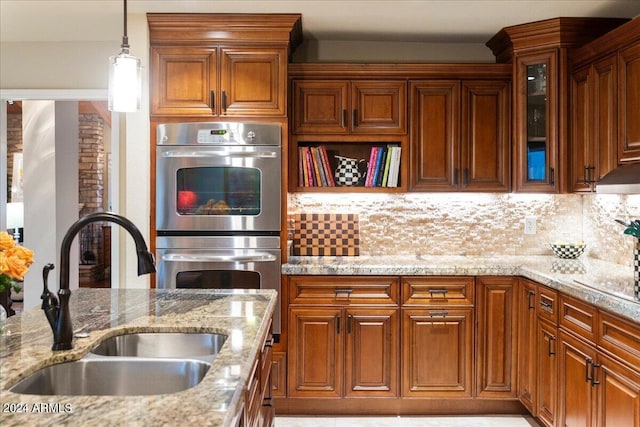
[10,332,227,396]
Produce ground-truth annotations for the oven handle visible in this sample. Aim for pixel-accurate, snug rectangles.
[161,150,278,159]
[161,253,278,263]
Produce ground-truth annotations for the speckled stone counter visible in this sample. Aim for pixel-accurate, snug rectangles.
[0,288,276,427]
[283,255,640,323]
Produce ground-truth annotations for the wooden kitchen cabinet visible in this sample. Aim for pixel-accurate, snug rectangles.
[401,307,474,397]
[288,307,343,397]
[618,42,640,162]
[291,80,407,135]
[151,46,287,117]
[287,276,399,398]
[148,13,302,118]
[475,277,518,398]
[401,276,475,397]
[409,79,510,192]
[570,18,640,166]
[597,352,640,427]
[517,279,538,414]
[487,17,628,193]
[537,318,558,427]
[569,56,618,192]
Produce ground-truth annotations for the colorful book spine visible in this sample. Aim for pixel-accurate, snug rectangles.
[374,147,387,187]
[319,146,335,186]
[305,147,315,186]
[388,146,402,187]
[365,147,379,187]
[382,146,392,187]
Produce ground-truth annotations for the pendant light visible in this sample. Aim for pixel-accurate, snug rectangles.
[108,0,141,112]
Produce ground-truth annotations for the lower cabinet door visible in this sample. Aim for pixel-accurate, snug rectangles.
[287,308,343,397]
[344,308,399,397]
[559,330,598,427]
[598,353,640,427]
[537,319,558,427]
[401,308,473,397]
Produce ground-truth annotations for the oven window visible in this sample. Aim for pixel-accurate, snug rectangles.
[176,270,260,289]
[176,167,261,216]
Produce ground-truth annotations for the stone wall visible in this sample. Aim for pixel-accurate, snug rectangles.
[6,112,22,201]
[288,193,640,267]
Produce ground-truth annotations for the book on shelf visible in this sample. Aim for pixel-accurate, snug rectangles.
[299,145,336,187]
[364,145,401,188]
[299,144,400,188]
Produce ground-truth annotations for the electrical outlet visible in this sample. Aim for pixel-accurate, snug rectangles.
[524,216,537,235]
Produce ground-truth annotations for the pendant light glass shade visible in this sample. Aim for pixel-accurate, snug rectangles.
[107,0,141,112]
[108,50,141,112]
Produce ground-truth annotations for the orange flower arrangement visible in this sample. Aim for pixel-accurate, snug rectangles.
[0,231,34,293]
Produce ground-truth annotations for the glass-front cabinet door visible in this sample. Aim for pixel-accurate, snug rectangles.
[514,51,558,192]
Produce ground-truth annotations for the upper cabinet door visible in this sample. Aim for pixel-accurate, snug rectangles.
[150,47,218,116]
[570,65,593,192]
[513,50,559,193]
[219,47,287,117]
[351,81,407,134]
[460,80,510,192]
[409,80,460,192]
[291,80,407,134]
[618,42,640,162]
[292,80,349,134]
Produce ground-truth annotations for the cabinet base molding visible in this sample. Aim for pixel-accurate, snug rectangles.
[273,397,527,416]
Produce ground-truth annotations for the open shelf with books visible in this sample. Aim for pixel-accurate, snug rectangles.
[289,136,408,192]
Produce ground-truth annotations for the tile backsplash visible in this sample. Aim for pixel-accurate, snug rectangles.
[288,192,640,266]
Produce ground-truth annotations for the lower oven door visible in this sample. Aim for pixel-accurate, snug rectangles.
[156,236,281,334]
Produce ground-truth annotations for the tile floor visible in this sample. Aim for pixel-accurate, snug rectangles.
[276,415,541,427]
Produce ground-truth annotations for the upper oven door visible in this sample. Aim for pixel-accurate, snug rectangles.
[156,144,281,232]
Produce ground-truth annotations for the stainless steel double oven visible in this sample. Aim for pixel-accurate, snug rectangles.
[155,122,282,334]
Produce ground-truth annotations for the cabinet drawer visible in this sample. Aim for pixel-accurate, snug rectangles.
[558,294,597,344]
[598,311,640,370]
[289,276,399,305]
[537,286,558,324]
[401,276,474,306]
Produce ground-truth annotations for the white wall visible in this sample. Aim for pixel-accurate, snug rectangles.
[1,15,151,290]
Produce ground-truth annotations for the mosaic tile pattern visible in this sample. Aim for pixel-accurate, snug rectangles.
[288,193,640,266]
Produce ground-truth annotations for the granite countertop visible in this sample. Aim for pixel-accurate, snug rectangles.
[0,288,276,427]
[283,255,640,323]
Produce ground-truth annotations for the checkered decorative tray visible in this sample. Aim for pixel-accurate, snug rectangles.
[291,213,359,256]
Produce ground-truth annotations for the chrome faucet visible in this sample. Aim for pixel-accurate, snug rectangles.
[41,212,156,351]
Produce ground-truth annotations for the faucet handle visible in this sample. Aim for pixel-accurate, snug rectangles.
[41,263,58,306]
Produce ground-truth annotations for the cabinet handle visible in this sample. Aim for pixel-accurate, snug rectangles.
[428,311,449,317]
[527,290,536,310]
[591,362,601,387]
[353,109,358,127]
[428,289,449,295]
[222,90,227,112]
[463,168,469,186]
[454,168,459,185]
[586,358,594,383]
[548,335,556,356]
[336,316,341,334]
[334,289,353,296]
[342,109,347,127]
[584,166,596,186]
[540,299,552,310]
[347,314,352,334]
[210,90,215,112]
[549,167,555,185]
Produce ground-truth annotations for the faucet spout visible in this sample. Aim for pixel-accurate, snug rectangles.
[43,212,156,351]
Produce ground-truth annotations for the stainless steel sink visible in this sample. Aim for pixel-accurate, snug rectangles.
[90,332,227,358]
[10,358,210,396]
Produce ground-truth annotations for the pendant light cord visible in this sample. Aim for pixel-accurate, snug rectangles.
[121,0,130,52]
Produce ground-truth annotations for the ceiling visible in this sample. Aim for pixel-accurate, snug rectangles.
[1,0,639,44]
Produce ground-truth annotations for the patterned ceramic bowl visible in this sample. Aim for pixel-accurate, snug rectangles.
[550,242,586,259]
